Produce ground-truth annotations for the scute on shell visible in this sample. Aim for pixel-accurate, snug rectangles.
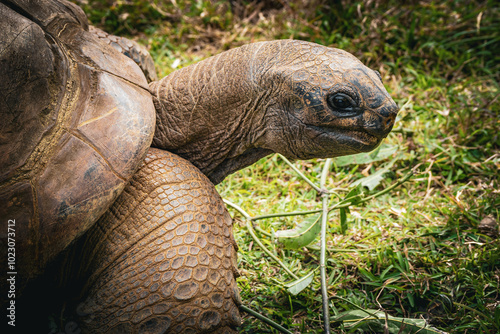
[0,0,156,293]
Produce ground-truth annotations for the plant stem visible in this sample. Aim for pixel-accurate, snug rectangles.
[251,171,413,222]
[359,171,413,204]
[223,199,299,280]
[245,219,299,280]
[252,209,323,221]
[255,225,273,237]
[306,245,376,252]
[279,154,323,193]
[223,199,251,220]
[239,305,293,334]
[329,296,381,318]
[320,158,332,334]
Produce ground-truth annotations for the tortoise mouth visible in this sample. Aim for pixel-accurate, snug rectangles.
[313,125,381,152]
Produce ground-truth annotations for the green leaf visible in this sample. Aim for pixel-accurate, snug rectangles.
[334,144,399,166]
[275,214,321,249]
[494,305,500,324]
[350,157,398,191]
[332,309,448,334]
[379,265,394,281]
[408,293,415,308]
[358,267,379,283]
[284,271,314,295]
[342,185,363,205]
[340,207,348,234]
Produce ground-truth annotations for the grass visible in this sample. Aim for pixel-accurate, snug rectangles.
[75,0,499,332]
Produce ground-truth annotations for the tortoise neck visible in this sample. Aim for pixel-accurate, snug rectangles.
[150,43,275,184]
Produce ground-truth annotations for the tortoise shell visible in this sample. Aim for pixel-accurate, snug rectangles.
[0,0,155,291]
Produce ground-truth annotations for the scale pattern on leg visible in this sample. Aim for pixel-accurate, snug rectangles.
[76,148,241,333]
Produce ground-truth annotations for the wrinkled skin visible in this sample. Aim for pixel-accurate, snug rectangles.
[151,40,397,184]
[0,0,398,333]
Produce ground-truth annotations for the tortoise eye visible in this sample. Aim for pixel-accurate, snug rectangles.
[327,93,355,111]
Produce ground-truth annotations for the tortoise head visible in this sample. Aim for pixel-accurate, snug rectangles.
[151,40,399,183]
[251,40,399,160]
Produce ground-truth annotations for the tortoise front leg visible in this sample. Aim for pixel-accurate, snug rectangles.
[75,148,241,333]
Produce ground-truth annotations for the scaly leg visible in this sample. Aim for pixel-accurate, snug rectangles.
[75,148,241,333]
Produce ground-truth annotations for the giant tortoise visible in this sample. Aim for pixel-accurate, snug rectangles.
[0,0,399,332]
